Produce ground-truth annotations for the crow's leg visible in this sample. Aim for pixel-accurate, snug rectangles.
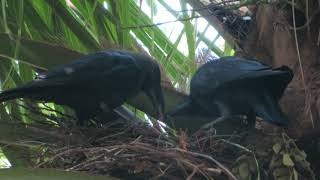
[244,109,256,128]
[209,101,231,124]
[200,116,230,131]
[195,101,232,135]
[75,105,97,126]
[238,109,256,127]
[194,117,225,136]
[76,112,87,126]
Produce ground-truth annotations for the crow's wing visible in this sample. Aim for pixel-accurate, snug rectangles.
[38,52,141,86]
[0,52,144,102]
[191,59,292,99]
[191,59,267,95]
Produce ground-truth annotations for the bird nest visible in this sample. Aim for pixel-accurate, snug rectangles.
[32,118,315,180]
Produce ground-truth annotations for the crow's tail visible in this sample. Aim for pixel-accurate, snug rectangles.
[0,87,30,102]
[0,81,56,102]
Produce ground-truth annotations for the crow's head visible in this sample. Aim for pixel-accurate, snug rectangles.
[110,50,165,121]
[135,54,165,122]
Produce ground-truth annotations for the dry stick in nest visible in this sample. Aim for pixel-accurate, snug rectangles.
[152,163,173,179]
[173,148,238,180]
[35,147,99,168]
[67,153,106,171]
[181,161,208,180]
[0,140,47,150]
[68,160,112,172]
[95,125,133,142]
[116,142,236,179]
[33,127,237,179]
[52,142,227,178]
[118,143,217,179]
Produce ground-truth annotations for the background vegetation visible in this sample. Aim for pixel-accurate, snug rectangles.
[0,0,318,179]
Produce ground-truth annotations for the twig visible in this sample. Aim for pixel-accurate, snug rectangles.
[288,8,320,30]
[67,153,106,170]
[173,148,238,180]
[96,126,131,142]
[152,164,172,179]
[36,147,93,168]
[220,139,261,180]
[0,54,47,71]
[72,160,111,170]
[291,0,315,128]
[180,160,210,180]
[121,14,208,30]
[186,165,199,180]
[206,167,222,174]
[0,140,45,149]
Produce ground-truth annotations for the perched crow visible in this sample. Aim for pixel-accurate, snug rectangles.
[0,50,165,126]
[168,57,293,128]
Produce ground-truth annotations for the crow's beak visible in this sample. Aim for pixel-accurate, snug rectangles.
[146,85,165,122]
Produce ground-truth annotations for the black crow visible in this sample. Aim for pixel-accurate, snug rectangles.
[168,57,293,128]
[0,50,165,126]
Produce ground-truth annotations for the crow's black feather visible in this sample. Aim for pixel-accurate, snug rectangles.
[0,50,165,125]
[168,57,293,127]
